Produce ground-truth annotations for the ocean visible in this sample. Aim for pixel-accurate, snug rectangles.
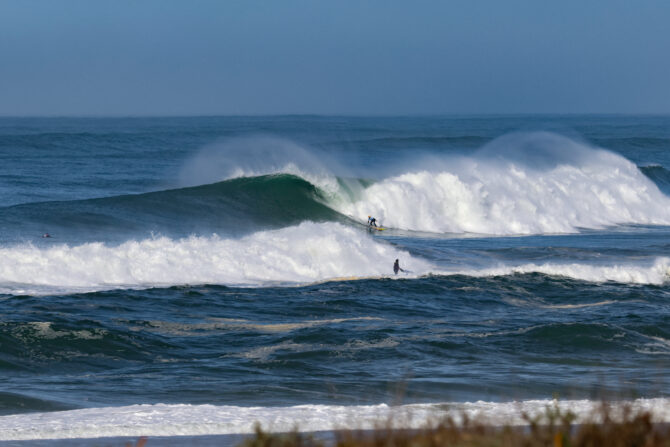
[0,115,669,444]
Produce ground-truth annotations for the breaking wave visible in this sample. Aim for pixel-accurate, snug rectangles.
[5,132,670,241]
[457,257,670,285]
[336,133,670,234]
[0,222,430,295]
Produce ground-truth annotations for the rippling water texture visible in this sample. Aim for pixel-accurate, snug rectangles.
[0,116,669,440]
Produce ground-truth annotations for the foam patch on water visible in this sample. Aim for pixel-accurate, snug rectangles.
[134,317,385,337]
[336,133,670,234]
[0,222,430,296]
[1,398,669,440]
[458,256,670,285]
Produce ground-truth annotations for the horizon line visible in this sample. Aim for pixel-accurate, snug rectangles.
[1,112,669,119]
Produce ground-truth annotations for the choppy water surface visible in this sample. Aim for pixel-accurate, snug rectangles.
[0,115,669,441]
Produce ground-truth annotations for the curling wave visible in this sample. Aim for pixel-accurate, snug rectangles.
[0,174,344,242]
[5,133,670,241]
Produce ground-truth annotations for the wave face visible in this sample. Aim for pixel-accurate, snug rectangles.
[336,133,670,234]
[0,222,430,295]
[640,165,670,195]
[0,174,343,244]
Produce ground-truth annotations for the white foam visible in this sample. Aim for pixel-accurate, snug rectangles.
[457,257,670,285]
[2,398,670,440]
[0,222,431,296]
[336,133,670,234]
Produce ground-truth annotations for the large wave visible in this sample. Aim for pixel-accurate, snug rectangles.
[336,132,670,234]
[0,174,343,243]
[8,132,670,241]
[0,222,430,295]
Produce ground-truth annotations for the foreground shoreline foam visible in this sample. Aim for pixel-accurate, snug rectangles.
[1,398,669,441]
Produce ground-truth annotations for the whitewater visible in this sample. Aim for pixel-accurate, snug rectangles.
[3,398,670,441]
[3,221,670,296]
[176,132,670,236]
[0,222,431,295]
[325,133,670,235]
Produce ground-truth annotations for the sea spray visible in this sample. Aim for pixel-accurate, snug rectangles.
[178,135,342,195]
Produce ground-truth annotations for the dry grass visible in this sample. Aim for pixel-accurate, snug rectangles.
[239,402,670,447]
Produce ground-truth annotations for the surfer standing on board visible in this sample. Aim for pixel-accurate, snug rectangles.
[394,259,405,275]
[367,215,378,227]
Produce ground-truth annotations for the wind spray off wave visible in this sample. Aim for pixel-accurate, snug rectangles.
[337,132,670,234]
[179,136,342,195]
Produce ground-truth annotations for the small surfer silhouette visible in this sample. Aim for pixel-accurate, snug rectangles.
[42,233,51,238]
[394,259,405,275]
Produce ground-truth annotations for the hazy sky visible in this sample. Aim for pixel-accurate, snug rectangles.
[1,0,669,116]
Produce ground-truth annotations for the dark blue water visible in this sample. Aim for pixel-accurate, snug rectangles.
[1,116,669,440]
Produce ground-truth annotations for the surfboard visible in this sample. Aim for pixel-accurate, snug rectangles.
[368,226,385,231]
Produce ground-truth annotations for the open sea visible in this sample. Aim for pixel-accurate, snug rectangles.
[0,115,669,444]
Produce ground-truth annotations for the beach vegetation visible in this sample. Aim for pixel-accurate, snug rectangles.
[239,401,670,447]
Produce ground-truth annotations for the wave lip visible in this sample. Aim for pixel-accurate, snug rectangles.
[336,132,670,235]
[1,398,669,440]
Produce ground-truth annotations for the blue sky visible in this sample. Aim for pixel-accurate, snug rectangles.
[1,0,668,115]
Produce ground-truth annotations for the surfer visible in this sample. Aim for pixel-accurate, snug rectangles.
[393,259,405,275]
[367,215,378,227]
[42,233,51,238]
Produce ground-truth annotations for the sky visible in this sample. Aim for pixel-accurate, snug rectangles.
[1,0,669,116]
